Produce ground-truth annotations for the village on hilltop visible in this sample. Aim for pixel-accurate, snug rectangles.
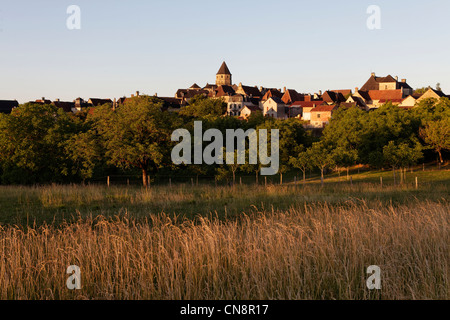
[1,62,447,129]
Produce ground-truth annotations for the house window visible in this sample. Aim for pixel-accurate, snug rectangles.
[317,114,321,118]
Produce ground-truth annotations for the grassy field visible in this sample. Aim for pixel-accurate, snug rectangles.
[0,168,448,300]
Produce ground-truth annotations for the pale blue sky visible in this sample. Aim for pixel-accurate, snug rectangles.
[1,0,449,103]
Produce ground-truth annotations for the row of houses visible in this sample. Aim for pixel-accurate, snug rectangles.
[1,62,448,129]
[172,62,449,128]
[0,92,181,115]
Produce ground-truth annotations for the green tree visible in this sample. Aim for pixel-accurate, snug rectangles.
[216,148,240,185]
[383,141,423,184]
[0,103,82,184]
[258,118,308,184]
[179,95,227,118]
[309,142,335,186]
[419,118,450,164]
[332,146,359,180]
[359,103,421,167]
[65,130,104,182]
[93,96,179,187]
[289,147,313,185]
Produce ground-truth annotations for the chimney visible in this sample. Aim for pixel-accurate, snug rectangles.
[131,94,134,98]
[283,87,287,93]
[260,86,263,92]
[395,76,398,81]
[355,87,359,92]
[401,79,406,83]
[304,95,311,102]
[318,90,322,96]
[154,93,158,97]
[136,91,140,97]
[42,97,45,101]
[371,72,376,77]
[55,98,60,102]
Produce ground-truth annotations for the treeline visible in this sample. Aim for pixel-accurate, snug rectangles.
[0,95,448,185]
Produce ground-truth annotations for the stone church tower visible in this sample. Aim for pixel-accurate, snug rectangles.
[216,61,232,86]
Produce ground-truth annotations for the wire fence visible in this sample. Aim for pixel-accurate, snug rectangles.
[86,161,448,188]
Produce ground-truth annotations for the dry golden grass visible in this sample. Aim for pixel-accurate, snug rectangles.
[0,199,448,300]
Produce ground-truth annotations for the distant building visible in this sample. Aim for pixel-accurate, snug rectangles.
[360,72,413,99]
[235,83,262,99]
[262,97,287,119]
[399,93,423,109]
[321,91,347,105]
[290,101,325,121]
[261,89,283,102]
[281,89,303,105]
[240,105,261,119]
[310,104,338,128]
[30,97,52,105]
[158,97,185,111]
[227,94,259,117]
[416,88,447,103]
[0,100,19,114]
[88,98,113,107]
[52,99,76,113]
[216,61,232,86]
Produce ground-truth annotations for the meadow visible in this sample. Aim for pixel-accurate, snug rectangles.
[0,168,448,300]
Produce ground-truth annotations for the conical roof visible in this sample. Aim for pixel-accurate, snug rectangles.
[217,61,231,75]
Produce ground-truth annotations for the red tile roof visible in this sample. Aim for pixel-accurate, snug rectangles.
[310,105,338,112]
[368,90,403,101]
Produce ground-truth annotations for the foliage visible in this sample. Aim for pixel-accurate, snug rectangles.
[178,95,227,118]
[0,103,82,184]
[92,96,181,187]
[419,118,450,163]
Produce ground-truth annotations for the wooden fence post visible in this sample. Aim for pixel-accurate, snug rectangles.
[107,176,110,187]
[380,176,383,188]
[416,177,418,190]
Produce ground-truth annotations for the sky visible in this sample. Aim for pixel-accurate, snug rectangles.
[1,0,450,103]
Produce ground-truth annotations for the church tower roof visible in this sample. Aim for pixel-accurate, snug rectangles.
[217,61,231,75]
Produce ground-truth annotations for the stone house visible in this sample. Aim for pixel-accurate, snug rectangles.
[262,97,287,119]
[227,94,259,117]
[310,104,338,128]
[416,88,447,103]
